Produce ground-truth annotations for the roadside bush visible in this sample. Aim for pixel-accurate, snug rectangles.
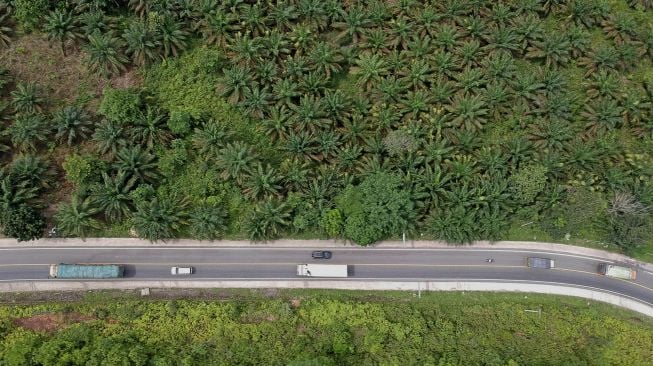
[62,154,104,187]
[320,209,344,238]
[2,205,45,241]
[540,188,608,240]
[509,164,548,204]
[157,139,187,178]
[98,87,142,123]
[166,110,192,136]
[337,172,415,245]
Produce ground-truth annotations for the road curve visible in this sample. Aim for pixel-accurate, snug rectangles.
[1,246,652,310]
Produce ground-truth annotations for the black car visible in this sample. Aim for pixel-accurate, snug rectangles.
[311,250,332,259]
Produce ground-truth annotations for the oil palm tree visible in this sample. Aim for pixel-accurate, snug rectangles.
[586,70,621,99]
[7,114,48,152]
[399,59,432,90]
[130,107,171,150]
[191,119,233,160]
[349,52,388,91]
[454,67,486,93]
[602,13,638,45]
[155,16,189,59]
[55,194,101,238]
[578,45,620,76]
[528,118,574,151]
[0,12,13,48]
[216,142,258,183]
[269,1,298,31]
[195,7,238,48]
[228,33,261,67]
[243,163,283,200]
[482,25,521,55]
[92,170,136,222]
[261,105,293,142]
[239,2,268,37]
[53,106,92,145]
[445,93,488,133]
[132,196,188,241]
[332,5,371,44]
[8,154,53,191]
[433,23,461,51]
[526,32,571,67]
[297,0,329,31]
[567,0,607,29]
[113,146,159,184]
[92,119,126,158]
[189,202,228,240]
[567,24,591,58]
[0,170,39,215]
[122,20,160,66]
[308,41,343,78]
[84,30,128,78]
[289,95,330,134]
[216,64,253,104]
[245,198,291,241]
[10,82,45,114]
[582,97,623,136]
[261,30,291,59]
[43,9,82,56]
[240,83,272,119]
[280,157,311,192]
[323,89,351,123]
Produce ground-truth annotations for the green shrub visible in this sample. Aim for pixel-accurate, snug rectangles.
[540,188,608,240]
[98,87,142,123]
[337,172,415,245]
[509,165,548,204]
[62,154,104,187]
[157,140,188,178]
[320,209,344,238]
[167,110,193,136]
[14,0,49,32]
[2,205,46,242]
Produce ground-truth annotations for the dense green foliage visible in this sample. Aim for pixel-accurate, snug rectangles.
[0,0,652,255]
[1,205,45,242]
[0,292,652,365]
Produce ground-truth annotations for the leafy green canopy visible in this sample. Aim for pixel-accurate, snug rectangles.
[338,172,414,245]
[1,295,652,365]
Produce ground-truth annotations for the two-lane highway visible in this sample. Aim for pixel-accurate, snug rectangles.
[1,246,652,306]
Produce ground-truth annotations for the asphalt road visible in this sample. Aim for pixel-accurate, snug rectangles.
[0,247,652,305]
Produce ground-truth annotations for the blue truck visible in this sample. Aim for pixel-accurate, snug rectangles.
[49,264,125,279]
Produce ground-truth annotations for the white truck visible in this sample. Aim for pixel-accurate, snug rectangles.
[296,264,348,278]
[171,266,194,275]
[597,263,636,281]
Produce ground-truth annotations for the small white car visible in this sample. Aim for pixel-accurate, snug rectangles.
[171,266,194,275]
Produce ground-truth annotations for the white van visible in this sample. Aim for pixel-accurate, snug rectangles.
[171,266,194,275]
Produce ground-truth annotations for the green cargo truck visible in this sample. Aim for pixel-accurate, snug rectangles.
[597,263,637,281]
[49,264,125,279]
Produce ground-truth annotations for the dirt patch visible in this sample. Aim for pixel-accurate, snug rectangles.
[0,34,99,107]
[15,312,95,333]
[0,33,143,110]
[290,299,301,308]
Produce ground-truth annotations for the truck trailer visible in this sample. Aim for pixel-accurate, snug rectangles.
[597,263,636,281]
[49,264,125,279]
[296,264,348,278]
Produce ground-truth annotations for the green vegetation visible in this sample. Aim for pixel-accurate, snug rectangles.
[0,290,652,365]
[0,0,652,258]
